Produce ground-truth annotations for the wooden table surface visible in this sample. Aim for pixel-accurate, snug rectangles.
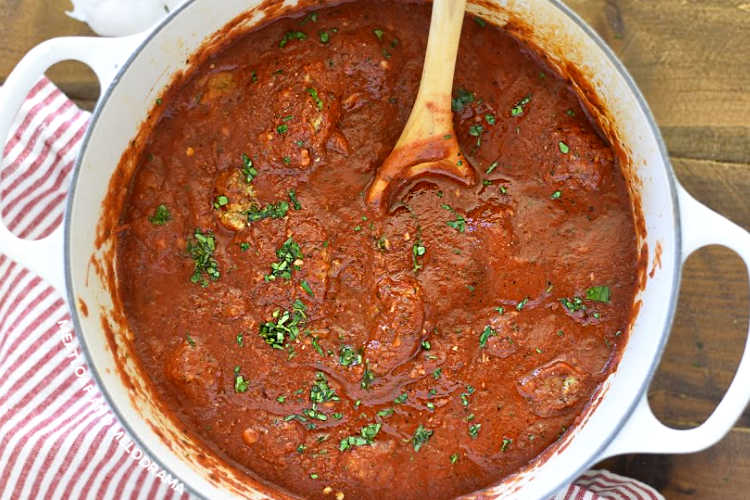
[2,0,748,498]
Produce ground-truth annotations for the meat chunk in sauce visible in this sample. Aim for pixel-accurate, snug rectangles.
[516,360,590,417]
[164,342,223,406]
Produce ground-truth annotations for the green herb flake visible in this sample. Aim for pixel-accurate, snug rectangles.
[485,113,496,125]
[551,190,562,200]
[277,395,286,403]
[394,393,408,404]
[306,87,324,110]
[276,124,289,135]
[309,473,319,480]
[586,285,611,302]
[485,161,499,174]
[473,16,487,27]
[451,88,475,112]
[339,423,381,451]
[187,229,220,287]
[259,299,307,349]
[241,153,257,183]
[432,368,442,380]
[149,204,171,225]
[412,425,433,452]
[516,297,529,311]
[300,280,314,297]
[450,453,459,464]
[360,362,375,389]
[288,190,302,210]
[234,368,249,393]
[185,334,196,347]
[495,306,505,315]
[468,423,481,439]
[373,29,384,40]
[558,141,570,154]
[279,30,307,48]
[377,408,394,418]
[501,437,512,452]
[339,345,362,367]
[319,30,330,43]
[412,241,426,273]
[265,237,303,281]
[421,340,431,351]
[511,95,531,116]
[236,333,244,346]
[213,195,229,209]
[560,296,586,312]
[479,325,496,348]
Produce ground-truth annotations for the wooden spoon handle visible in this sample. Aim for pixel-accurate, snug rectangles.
[395,0,467,146]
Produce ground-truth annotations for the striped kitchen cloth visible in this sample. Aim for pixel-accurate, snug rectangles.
[0,77,664,500]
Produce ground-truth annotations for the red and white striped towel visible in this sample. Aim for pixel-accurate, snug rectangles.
[0,77,664,500]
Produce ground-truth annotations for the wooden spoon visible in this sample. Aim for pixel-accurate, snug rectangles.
[366,0,476,210]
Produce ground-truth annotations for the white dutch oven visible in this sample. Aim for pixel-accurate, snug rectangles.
[1,1,749,498]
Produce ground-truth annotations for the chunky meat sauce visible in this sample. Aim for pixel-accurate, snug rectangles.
[116,1,639,498]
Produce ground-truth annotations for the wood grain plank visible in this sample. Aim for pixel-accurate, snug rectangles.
[598,428,750,497]
[566,0,750,163]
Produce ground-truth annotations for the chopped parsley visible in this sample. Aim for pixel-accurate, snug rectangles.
[279,30,307,48]
[450,453,459,464]
[319,30,330,43]
[373,29,384,40]
[516,297,529,311]
[394,393,408,404]
[306,87,323,110]
[479,325,496,348]
[558,141,570,154]
[300,279,314,296]
[421,340,431,351]
[239,242,250,251]
[560,296,586,312]
[259,299,307,349]
[265,237,303,281]
[441,204,466,232]
[468,124,485,146]
[148,204,171,225]
[468,423,481,439]
[185,333,196,347]
[501,437,512,452]
[412,425,433,452]
[339,423,381,451]
[187,229,220,287]
[451,88,475,112]
[241,153,257,183]
[412,240,426,273]
[485,161,499,174]
[310,371,339,404]
[432,368,442,379]
[460,385,475,407]
[236,333,244,346]
[511,96,531,116]
[377,408,394,418]
[360,362,375,389]
[586,285,611,302]
[551,190,562,199]
[247,201,289,223]
[338,345,362,367]
[287,190,302,210]
[276,124,289,135]
[234,366,249,393]
[485,113,496,125]
[213,195,229,209]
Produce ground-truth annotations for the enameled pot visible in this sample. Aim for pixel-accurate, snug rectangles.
[1,1,749,498]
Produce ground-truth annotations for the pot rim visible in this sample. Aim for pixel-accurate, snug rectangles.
[64,1,683,498]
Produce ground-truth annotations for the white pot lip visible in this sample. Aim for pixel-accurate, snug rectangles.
[63,1,683,498]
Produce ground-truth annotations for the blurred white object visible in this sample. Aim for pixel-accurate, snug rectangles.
[67,0,187,36]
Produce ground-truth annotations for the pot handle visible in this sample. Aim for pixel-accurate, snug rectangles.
[0,33,145,293]
[599,183,750,458]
